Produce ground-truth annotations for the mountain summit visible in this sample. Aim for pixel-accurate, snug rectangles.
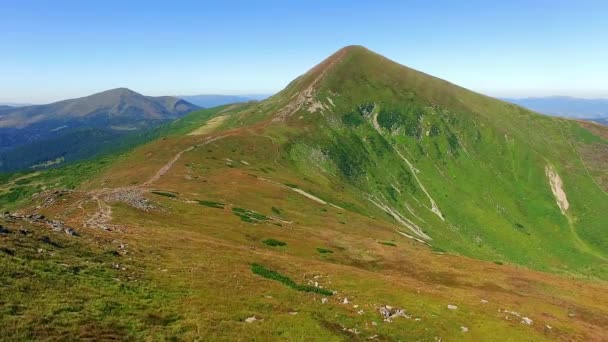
[2,47,607,340]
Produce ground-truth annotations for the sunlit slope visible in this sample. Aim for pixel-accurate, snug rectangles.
[4,46,607,340]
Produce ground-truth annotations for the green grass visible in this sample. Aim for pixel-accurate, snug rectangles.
[251,264,333,296]
[0,219,182,339]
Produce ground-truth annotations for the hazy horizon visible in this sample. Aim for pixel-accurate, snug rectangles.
[2,1,608,103]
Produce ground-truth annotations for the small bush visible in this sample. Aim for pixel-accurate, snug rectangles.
[251,263,333,296]
[271,207,281,215]
[494,261,504,265]
[263,239,286,247]
[316,248,333,254]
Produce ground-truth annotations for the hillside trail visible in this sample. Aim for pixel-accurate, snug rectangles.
[74,133,233,230]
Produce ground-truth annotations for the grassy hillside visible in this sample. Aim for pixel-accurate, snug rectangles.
[1,46,607,340]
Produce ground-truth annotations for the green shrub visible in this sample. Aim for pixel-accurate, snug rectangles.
[271,207,281,215]
[316,248,333,254]
[251,263,333,296]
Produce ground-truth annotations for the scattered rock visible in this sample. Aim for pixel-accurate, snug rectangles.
[545,324,553,330]
[357,310,364,315]
[289,311,298,315]
[460,326,469,333]
[379,306,410,322]
[447,304,458,310]
[371,321,378,326]
[64,227,78,236]
[342,297,349,304]
[321,298,329,304]
[379,306,391,319]
[480,299,488,304]
[105,189,155,211]
[245,316,258,323]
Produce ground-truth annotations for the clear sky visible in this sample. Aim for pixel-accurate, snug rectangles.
[1,0,607,103]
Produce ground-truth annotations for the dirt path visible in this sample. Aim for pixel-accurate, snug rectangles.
[78,134,233,230]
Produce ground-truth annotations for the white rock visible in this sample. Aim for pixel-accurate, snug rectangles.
[480,299,488,303]
[460,326,469,332]
[321,298,329,304]
[521,317,533,325]
[342,297,349,304]
[245,316,257,323]
[447,304,458,310]
[545,324,553,330]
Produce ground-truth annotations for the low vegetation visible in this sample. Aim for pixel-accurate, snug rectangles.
[250,264,333,296]
[197,200,225,209]
[232,207,269,223]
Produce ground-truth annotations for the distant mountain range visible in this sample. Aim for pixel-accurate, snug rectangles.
[179,94,270,108]
[502,97,608,124]
[0,102,31,107]
[0,88,199,172]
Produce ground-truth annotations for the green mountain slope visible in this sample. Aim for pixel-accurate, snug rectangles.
[2,46,608,340]
[207,45,607,277]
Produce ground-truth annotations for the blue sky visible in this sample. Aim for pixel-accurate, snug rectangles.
[1,0,607,103]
